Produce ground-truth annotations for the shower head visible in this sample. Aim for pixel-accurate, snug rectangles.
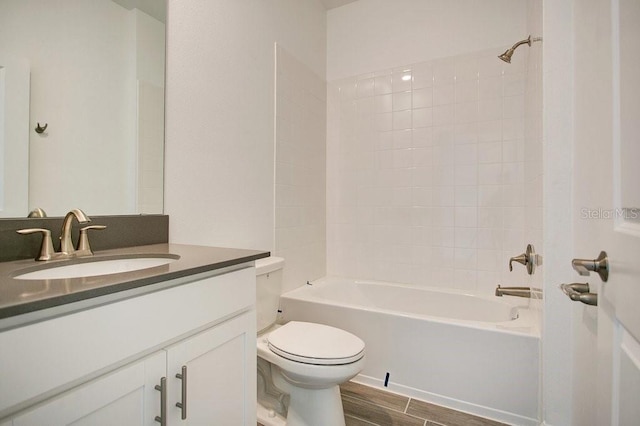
[498,47,517,63]
[498,35,540,63]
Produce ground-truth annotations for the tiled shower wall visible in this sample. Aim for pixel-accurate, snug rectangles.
[274,46,327,293]
[327,48,535,294]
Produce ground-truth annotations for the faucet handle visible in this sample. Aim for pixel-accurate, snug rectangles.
[76,225,106,255]
[509,254,528,271]
[17,228,56,261]
[509,244,539,275]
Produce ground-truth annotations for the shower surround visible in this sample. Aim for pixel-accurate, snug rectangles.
[327,47,540,295]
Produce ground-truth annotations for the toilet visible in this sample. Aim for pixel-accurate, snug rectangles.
[255,257,365,426]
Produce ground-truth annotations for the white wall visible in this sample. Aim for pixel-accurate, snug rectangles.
[275,46,327,292]
[524,0,543,418]
[165,0,326,251]
[327,0,528,81]
[0,0,140,216]
[542,0,575,424]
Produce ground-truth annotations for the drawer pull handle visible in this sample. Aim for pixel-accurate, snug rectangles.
[154,377,167,425]
[176,365,187,419]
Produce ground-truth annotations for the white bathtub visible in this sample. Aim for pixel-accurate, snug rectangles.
[278,277,540,426]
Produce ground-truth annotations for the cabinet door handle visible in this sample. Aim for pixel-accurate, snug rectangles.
[175,365,187,419]
[154,377,167,425]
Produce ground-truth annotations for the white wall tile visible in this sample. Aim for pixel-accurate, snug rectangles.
[327,47,532,295]
[433,84,455,106]
[413,88,433,109]
[374,75,393,95]
[393,91,412,111]
[393,110,413,129]
[411,107,432,128]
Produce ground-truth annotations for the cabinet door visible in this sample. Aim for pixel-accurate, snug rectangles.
[166,311,256,425]
[13,352,166,426]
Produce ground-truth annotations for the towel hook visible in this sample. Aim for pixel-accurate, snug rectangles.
[35,123,48,134]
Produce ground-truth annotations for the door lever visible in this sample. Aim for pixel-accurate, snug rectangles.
[571,251,609,282]
[560,282,598,306]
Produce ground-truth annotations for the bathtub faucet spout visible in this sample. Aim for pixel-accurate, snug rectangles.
[495,285,533,298]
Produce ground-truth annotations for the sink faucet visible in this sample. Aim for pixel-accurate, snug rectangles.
[17,208,105,261]
[59,209,90,254]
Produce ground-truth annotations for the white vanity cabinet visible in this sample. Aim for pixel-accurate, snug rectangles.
[12,351,167,425]
[0,265,257,425]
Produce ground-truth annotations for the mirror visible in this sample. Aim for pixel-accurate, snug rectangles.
[0,0,165,218]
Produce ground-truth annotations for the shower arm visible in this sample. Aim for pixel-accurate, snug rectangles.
[510,36,532,51]
[499,35,542,63]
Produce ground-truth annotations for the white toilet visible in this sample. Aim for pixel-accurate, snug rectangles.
[255,257,365,426]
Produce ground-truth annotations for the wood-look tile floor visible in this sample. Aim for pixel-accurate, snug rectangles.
[258,380,510,426]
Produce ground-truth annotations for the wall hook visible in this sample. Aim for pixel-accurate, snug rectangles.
[35,123,48,134]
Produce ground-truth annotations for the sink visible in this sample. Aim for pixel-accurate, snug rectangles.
[13,255,179,280]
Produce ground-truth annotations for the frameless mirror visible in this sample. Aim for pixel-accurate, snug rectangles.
[0,0,165,218]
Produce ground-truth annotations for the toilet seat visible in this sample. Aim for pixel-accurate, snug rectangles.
[267,321,365,365]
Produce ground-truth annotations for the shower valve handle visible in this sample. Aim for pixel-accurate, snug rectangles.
[509,244,538,275]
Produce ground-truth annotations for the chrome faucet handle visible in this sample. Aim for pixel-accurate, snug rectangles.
[76,225,106,256]
[16,228,56,261]
[509,254,528,271]
[509,244,538,275]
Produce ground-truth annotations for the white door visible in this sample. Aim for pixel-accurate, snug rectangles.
[165,312,256,425]
[12,351,166,426]
[572,0,640,424]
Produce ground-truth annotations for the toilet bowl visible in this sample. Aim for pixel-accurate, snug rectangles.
[255,257,365,426]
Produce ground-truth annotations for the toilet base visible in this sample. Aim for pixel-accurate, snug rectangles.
[281,384,346,426]
[257,385,345,426]
[257,401,287,426]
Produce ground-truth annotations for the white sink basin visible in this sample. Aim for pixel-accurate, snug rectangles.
[14,256,178,280]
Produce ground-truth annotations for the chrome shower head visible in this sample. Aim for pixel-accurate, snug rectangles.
[498,35,540,63]
[498,48,516,63]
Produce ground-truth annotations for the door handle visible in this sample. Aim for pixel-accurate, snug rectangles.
[154,377,167,425]
[571,251,609,282]
[560,282,598,306]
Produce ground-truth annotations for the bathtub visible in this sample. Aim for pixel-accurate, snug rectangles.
[278,277,540,426]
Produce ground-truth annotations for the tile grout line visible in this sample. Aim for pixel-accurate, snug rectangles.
[346,414,380,426]
[403,396,412,414]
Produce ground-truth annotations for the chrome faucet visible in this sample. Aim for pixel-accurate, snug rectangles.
[60,209,90,254]
[17,208,105,261]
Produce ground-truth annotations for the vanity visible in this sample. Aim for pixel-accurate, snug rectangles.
[0,242,268,425]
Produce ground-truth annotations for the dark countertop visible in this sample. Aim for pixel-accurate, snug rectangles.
[0,243,269,322]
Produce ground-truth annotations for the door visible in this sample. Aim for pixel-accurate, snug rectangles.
[165,312,256,425]
[12,352,166,426]
[572,0,640,424]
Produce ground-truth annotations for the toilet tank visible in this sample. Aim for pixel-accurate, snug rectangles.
[255,256,285,333]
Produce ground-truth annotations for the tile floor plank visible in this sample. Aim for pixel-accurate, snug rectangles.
[341,381,410,412]
[345,414,380,426]
[342,394,426,426]
[406,399,509,426]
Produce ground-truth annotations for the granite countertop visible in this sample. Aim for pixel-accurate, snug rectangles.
[0,243,269,322]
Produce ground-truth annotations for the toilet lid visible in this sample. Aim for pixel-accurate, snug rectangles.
[267,321,365,365]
